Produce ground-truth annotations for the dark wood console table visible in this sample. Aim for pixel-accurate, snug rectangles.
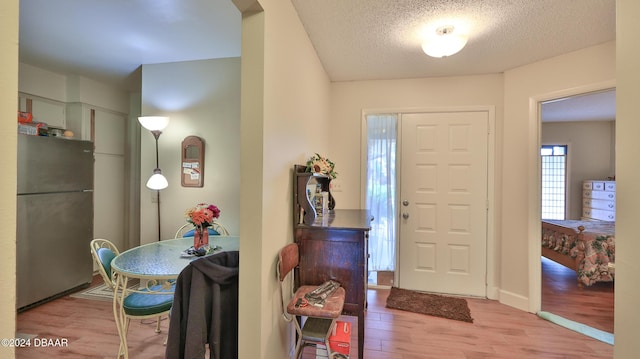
[294,209,372,359]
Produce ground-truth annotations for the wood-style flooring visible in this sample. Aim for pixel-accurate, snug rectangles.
[16,261,613,359]
[541,256,614,334]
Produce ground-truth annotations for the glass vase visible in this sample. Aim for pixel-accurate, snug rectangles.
[194,227,209,250]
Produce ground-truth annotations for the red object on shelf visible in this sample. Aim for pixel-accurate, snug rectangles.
[18,111,33,123]
[329,321,351,357]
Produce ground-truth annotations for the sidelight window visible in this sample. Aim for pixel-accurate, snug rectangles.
[541,145,568,220]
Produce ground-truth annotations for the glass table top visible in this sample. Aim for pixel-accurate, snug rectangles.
[111,236,239,279]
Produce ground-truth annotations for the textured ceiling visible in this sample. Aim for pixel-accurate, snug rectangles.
[291,0,615,81]
[18,0,616,120]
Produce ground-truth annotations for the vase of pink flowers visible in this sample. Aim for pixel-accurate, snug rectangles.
[185,202,221,250]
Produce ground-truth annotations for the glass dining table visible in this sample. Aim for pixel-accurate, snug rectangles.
[110,236,239,358]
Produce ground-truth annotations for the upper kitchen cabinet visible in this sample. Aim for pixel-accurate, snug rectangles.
[18,92,66,129]
[66,102,126,155]
[66,103,94,141]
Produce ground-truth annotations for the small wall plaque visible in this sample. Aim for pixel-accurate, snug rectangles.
[181,136,205,187]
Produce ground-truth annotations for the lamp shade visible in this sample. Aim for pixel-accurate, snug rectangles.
[146,169,168,190]
[138,116,170,132]
[422,26,468,58]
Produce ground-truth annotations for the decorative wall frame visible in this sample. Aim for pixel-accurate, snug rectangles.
[181,136,205,187]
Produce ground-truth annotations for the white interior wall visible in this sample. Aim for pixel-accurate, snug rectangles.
[139,58,241,244]
[541,121,615,219]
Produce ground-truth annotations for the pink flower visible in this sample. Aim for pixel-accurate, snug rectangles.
[185,202,221,228]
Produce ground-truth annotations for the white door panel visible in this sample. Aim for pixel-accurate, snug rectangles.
[399,111,488,297]
[92,109,126,251]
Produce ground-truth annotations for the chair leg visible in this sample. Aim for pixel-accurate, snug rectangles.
[155,315,162,333]
[118,317,131,359]
[293,339,303,359]
[293,319,304,359]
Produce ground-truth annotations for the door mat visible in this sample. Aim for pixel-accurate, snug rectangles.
[385,287,473,323]
[70,283,116,302]
[70,280,139,302]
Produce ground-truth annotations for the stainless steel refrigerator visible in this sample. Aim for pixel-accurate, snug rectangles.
[16,134,94,310]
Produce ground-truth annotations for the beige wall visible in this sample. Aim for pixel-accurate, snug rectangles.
[541,121,615,219]
[236,0,332,357]
[0,1,18,357]
[615,0,640,357]
[139,58,241,243]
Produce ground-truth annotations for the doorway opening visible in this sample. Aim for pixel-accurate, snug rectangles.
[538,88,615,336]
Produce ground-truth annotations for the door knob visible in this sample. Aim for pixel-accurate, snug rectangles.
[402,212,409,219]
[402,200,409,206]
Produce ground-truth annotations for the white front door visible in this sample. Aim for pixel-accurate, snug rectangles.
[398,111,489,297]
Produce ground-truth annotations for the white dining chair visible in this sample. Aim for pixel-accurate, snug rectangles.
[173,221,230,239]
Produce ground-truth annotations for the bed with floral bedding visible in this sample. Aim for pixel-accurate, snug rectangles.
[541,219,615,287]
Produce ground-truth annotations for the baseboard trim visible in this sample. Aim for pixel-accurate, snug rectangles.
[498,289,529,312]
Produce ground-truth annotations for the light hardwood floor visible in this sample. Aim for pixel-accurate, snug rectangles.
[16,264,613,359]
[540,256,614,334]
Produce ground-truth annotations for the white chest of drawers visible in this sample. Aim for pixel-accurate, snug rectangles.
[582,180,616,221]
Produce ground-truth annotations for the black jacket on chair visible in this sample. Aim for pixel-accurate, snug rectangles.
[166,251,239,359]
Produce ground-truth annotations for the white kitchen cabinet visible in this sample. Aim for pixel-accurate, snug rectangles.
[582,180,616,221]
[65,102,92,140]
[66,103,125,155]
[18,92,66,129]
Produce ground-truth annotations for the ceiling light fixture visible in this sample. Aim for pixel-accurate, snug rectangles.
[421,25,468,58]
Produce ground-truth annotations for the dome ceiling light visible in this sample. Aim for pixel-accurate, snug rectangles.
[421,25,468,58]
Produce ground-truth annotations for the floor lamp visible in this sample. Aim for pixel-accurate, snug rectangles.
[139,116,170,241]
